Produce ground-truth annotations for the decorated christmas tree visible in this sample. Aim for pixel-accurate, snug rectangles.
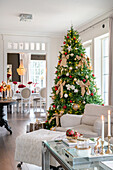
[45,26,103,129]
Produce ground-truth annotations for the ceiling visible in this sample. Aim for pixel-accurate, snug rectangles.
[0,0,113,36]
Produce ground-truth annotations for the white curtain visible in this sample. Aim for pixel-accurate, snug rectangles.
[20,53,31,85]
[109,17,113,105]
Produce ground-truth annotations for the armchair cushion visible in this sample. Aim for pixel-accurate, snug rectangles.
[60,114,82,128]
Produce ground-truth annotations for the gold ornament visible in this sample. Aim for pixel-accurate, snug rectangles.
[72,104,80,111]
[52,96,56,100]
[69,62,71,64]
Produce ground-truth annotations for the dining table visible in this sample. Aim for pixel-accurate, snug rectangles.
[0,99,17,134]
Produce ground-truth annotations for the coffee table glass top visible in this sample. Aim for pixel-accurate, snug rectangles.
[44,139,113,170]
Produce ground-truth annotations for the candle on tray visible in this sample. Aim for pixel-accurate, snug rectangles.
[108,110,111,136]
[101,115,104,141]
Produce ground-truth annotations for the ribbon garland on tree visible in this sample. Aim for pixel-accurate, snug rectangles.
[78,56,88,68]
[60,54,69,67]
[56,80,66,98]
[49,111,64,127]
[78,80,90,96]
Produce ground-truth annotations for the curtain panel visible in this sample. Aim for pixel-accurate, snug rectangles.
[109,17,113,105]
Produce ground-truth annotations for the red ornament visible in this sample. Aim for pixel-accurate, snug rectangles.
[63,105,67,109]
[53,105,56,108]
[63,41,66,44]
[32,90,34,93]
[74,37,76,40]
[59,60,62,64]
[69,75,72,78]
[70,100,72,103]
[57,76,60,79]
[81,53,83,56]
[91,93,94,96]
[55,71,57,74]
[83,79,86,82]
[67,36,69,39]
[92,74,95,77]
[45,120,48,123]
[66,129,74,136]
[102,104,104,106]
[55,86,58,91]
[65,52,67,55]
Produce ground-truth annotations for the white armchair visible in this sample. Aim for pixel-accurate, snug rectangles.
[56,104,113,138]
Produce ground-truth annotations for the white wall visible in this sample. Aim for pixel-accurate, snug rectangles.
[0,34,63,109]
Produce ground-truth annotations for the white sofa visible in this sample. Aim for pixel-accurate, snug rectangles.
[56,104,113,138]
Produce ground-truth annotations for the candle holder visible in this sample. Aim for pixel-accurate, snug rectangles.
[106,136,112,154]
[100,140,105,155]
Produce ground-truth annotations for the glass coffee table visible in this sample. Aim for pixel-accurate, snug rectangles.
[42,140,113,170]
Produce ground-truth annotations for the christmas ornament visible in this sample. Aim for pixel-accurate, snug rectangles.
[91,93,94,96]
[57,76,60,79]
[74,37,76,40]
[69,67,73,70]
[55,71,57,74]
[83,101,86,104]
[74,78,77,81]
[65,52,67,55]
[67,36,69,39]
[72,104,80,111]
[55,86,58,91]
[70,53,74,57]
[78,80,90,96]
[92,74,95,77]
[67,46,72,51]
[56,80,66,98]
[53,105,56,108]
[63,41,66,44]
[63,105,67,109]
[69,75,72,78]
[83,79,86,82]
[66,129,74,136]
[66,72,69,76]
[61,51,64,54]
[76,66,78,69]
[74,89,78,93]
[64,94,68,98]
[85,75,88,79]
[60,54,69,67]
[70,100,72,103]
[52,96,56,100]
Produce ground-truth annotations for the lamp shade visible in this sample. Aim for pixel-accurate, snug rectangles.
[17,59,26,75]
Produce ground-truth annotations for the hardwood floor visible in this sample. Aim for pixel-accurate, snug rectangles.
[0,108,46,170]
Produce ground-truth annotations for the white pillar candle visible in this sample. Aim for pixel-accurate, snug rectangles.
[108,110,111,136]
[101,115,104,141]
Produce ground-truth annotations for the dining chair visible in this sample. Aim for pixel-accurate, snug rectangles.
[33,87,46,113]
[20,87,31,113]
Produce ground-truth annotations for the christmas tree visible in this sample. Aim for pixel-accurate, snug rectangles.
[45,26,103,129]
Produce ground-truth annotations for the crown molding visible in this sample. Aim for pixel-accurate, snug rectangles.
[76,9,113,33]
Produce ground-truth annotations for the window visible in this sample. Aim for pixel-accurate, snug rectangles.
[83,40,92,64]
[94,34,109,105]
[101,36,109,105]
[29,56,46,89]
